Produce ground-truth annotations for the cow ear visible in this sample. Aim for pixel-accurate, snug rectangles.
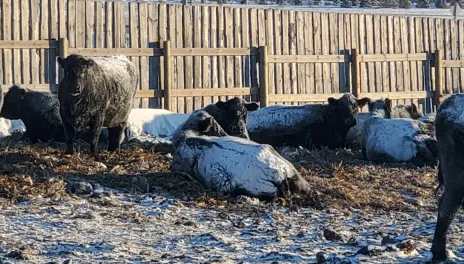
[245,102,259,111]
[18,87,26,99]
[215,101,227,109]
[410,103,419,117]
[357,97,370,108]
[328,97,338,106]
[57,57,65,69]
[197,118,213,132]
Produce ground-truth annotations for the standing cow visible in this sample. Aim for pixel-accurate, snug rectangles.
[246,93,370,150]
[430,93,464,261]
[57,54,138,158]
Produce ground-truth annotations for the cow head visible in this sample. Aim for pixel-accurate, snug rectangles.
[404,103,423,119]
[368,98,392,119]
[328,93,370,128]
[0,84,28,120]
[205,97,259,139]
[57,54,96,97]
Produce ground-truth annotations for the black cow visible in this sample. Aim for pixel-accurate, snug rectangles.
[430,93,464,261]
[246,93,370,150]
[57,54,138,158]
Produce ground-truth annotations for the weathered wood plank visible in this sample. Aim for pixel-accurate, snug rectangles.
[20,0,30,84]
[400,16,410,98]
[104,1,113,48]
[85,0,94,48]
[194,5,202,110]
[40,0,50,84]
[139,2,149,108]
[147,2,159,108]
[183,5,193,112]
[373,15,381,93]
[289,11,297,103]
[459,20,464,92]
[225,7,234,101]
[274,10,283,98]
[329,13,338,94]
[129,2,140,108]
[203,5,212,105]
[217,6,226,102]
[175,4,184,112]
[408,17,417,94]
[313,12,323,96]
[30,0,40,85]
[296,12,305,98]
[210,6,218,103]
[95,1,104,48]
[282,10,290,102]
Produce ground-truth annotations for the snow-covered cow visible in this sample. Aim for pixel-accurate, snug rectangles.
[361,98,438,167]
[430,93,464,261]
[346,100,423,148]
[57,54,138,158]
[171,110,311,199]
[246,93,370,150]
[0,84,108,144]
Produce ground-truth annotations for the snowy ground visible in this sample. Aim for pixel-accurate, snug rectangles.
[0,110,462,264]
[0,186,463,264]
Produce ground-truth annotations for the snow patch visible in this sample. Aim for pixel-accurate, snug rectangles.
[0,118,26,137]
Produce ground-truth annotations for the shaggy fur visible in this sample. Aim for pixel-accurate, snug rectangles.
[246,93,370,150]
[430,94,464,261]
[0,85,108,144]
[57,54,138,157]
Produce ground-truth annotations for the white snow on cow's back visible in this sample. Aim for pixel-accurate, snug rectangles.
[125,108,190,140]
[190,136,295,197]
[247,104,322,134]
[364,117,420,161]
[89,55,137,78]
[439,94,464,124]
[0,118,25,137]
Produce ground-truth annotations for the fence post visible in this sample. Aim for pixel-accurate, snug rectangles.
[259,46,269,107]
[434,49,443,106]
[351,48,360,99]
[58,38,68,82]
[163,40,172,111]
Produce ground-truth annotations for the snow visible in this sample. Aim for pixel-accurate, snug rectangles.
[2,189,464,263]
[0,118,26,137]
[246,104,324,134]
[361,116,434,163]
[172,135,309,198]
[438,93,464,125]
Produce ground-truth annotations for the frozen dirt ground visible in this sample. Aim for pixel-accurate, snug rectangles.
[0,134,462,264]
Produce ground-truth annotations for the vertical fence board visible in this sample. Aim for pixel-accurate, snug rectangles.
[320,13,329,97]
[175,4,184,112]
[366,15,375,93]
[408,17,417,96]
[281,10,290,101]
[373,15,381,93]
[203,6,212,106]
[147,3,159,108]
[193,6,202,109]
[344,14,352,94]
[296,12,305,98]
[159,4,167,109]
[358,14,367,93]
[329,13,338,94]
[104,1,113,48]
[139,3,149,108]
[225,7,234,101]
[210,6,218,102]
[40,0,50,84]
[313,12,323,96]
[338,14,346,93]
[289,11,297,102]
[95,1,103,48]
[129,2,140,108]
[30,0,40,85]
[380,16,388,94]
[400,16,410,103]
[265,10,274,101]
[274,10,282,99]
[183,5,193,112]
[451,20,458,94]
[217,6,225,102]
[20,0,30,84]
[233,7,241,98]
[12,0,21,84]
[2,0,12,85]
[444,19,451,94]
[167,4,177,111]
[415,18,424,93]
[459,20,464,92]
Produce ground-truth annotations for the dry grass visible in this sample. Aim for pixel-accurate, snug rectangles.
[0,134,439,212]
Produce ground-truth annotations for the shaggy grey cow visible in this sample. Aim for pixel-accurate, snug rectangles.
[361,98,438,167]
[57,54,138,158]
[430,93,464,261]
[346,100,423,148]
[171,110,311,199]
[0,85,108,144]
[246,93,370,150]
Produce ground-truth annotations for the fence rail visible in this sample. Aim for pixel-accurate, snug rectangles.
[1,38,463,114]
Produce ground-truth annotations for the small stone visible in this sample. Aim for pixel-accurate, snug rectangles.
[131,176,149,193]
[63,259,72,264]
[323,227,344,242]
[316,251,327,263]
[381,235,396,245]
[66,180,93,195]
[356,245,387,256]
[5,250,30,260]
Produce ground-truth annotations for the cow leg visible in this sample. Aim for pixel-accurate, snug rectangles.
[61,117,76,155]
[88,118,105,159]
[431,187,464,261]
[107,124,125,152]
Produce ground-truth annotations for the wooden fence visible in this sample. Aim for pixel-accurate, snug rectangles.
[1,1,464,113]
[0,38,459,114]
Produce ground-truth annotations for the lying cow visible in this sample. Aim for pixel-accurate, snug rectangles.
[57,54,138,158]
[246,93,370,150]
[0,85,108,144]
[361,98,438,167]
[430,94,464,262]
[346,101,423,148]
[171,110,311,199]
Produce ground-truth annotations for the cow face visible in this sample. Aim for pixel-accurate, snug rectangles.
[214,97,260,138]
[57,54,95,97]
[328,93,370,128]
[0,85,27,120]
[368,98,392,119]
[196,112,229,138]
